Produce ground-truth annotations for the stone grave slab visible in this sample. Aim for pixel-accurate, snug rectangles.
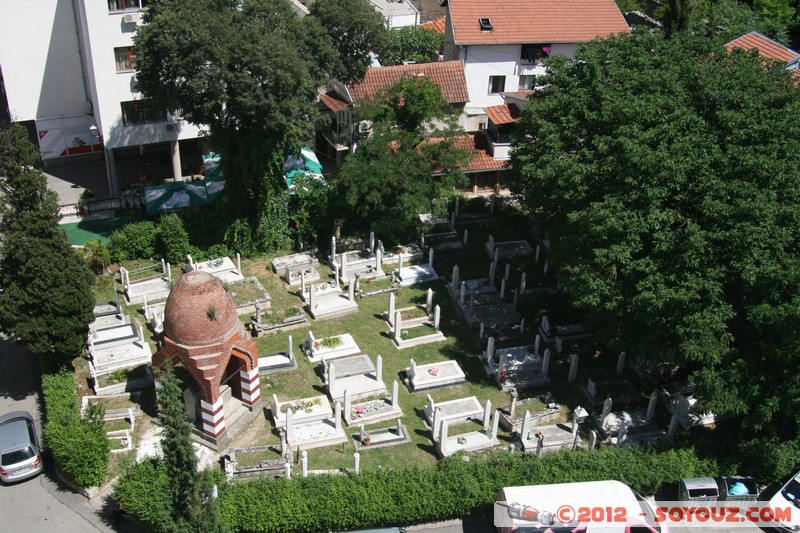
[345,397,402,426]
[326,354,386,402]
[579,378,640,409]
[423,395,483,428]
[258,351,297,374]
[393,326,447,350]
[285,418,348,451]
[456,212,495,226]
[485,239,533,259]
[406,359,466,392]
[467,304,521,329]
[90,323,139,350]
[381,243,423,265]
[285,265,321,286]
[306,333,360,363]
[91,313,126,331]
[437,427,500,457]
[226,276,272,315]
[354,423,411,450]
[272,252,320,274]
[396,264,438,286]
[193,256,244,283]
[601,409,664,444]
[125,277,171,304]
[93,302,119,318]
[90,341,153,375]
[270,394,332,428]
[299,282,342,303]
[484,346,550,392]
[539,321,592,344]
[664,392,732,429]
[518,423,576,454]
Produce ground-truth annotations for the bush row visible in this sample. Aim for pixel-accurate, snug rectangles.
[217,446,716,533]
[41,371,109,488]
[108,213,192,264]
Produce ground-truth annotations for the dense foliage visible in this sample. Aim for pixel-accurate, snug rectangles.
[334,76,470,241]
[215,447,715,532]
[509,30,800,435]
[135,0,381,252]
[42,372,109,488]
[0,123,95,366]
[376,26,444,66]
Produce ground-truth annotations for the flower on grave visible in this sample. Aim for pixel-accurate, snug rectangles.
[428,366,439,376]
[355,406,364,414]
[313,341,320,349]
[499,370,508,380]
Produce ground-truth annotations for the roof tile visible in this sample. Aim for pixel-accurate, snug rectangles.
[484,103,521,125]
[421,16,447,34]
[348,60,469,105]
[319,90,349,113]
[449,0,630,45]
[726,31,800,63]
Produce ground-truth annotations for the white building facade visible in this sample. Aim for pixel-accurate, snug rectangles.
[0,0,202,196]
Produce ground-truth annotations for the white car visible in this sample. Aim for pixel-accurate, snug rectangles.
[0,411,43,483]
[769,470,800,532]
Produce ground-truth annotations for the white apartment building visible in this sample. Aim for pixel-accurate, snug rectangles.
[443,0,630,124]
[0,0,202,196]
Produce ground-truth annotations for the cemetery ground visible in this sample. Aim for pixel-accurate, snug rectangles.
[74,199,723,491]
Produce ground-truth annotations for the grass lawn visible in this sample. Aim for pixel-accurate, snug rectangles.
[85,200,589,478]
[61,211,147,246]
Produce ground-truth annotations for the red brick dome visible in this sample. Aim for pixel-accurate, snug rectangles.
[163,271,240,346]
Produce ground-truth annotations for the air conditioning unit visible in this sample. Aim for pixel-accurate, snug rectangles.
[358,120,372,134]
[122,13,140,24]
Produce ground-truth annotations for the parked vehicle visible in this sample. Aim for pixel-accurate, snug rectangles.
[678,476,758,502]
[0,411,43,483]
[768,469,800,532]
[496,480,667,532]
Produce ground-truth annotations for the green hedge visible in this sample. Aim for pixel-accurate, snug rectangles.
[218,446,716,533]
[42,372,109,488]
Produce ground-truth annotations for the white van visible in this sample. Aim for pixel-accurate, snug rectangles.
[767,469,800,532]
[496,480,666,532]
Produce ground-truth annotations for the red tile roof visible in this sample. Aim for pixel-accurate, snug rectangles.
[454,133,508,172]
[484,103,521,125]
[726,32,800,63]
[348,61,469,105]
[505,90,534,99]
[421,16,447,34]
[319,90,350,113]
[448,0,629,45]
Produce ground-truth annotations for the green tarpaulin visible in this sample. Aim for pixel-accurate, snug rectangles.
[145,153,226,214]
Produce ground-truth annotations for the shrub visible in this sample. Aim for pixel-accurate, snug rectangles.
[156,213,190,264]
[82,240,111,274]
[108,221,157,262]
[218,446,716,533]
[114,459,175,532]
[42,371,109,488]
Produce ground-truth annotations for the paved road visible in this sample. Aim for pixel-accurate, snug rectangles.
[0,336,116,532]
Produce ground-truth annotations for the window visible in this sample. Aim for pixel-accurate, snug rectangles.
[479,18,493,31]
[121,99,167,125]
[521,43,552,64]
[488,75,505,94]
[108,0,147,11]
[518,75,534,91]
[114,47,136,72]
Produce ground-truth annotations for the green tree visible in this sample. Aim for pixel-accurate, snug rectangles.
[685,0,791,43]
[157,213,191,265]
[309,0,387,83]
[0,123,94,366]
[135,0,380,252]
[376,26,444,66]
[334,76,470,240]
[158,369,202,529]
[509,30,800,434]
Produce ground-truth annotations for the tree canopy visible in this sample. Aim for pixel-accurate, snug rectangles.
[334,77,470,240]
[509,30,800,435]
[0,123,94,367]
[376,26,444,66]
[134,0,382,250]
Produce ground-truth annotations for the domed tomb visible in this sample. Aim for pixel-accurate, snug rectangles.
[163,271,239,346]
[153,270,261,446]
